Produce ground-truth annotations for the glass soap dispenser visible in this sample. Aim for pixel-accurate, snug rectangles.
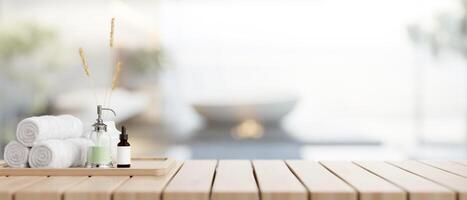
[87,105,117,168]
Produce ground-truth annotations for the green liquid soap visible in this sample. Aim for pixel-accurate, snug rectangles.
[88,146,111,164]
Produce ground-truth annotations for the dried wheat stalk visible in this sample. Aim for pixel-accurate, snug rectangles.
[111,61,122,90]
[110,17,115,48]
[78,47,91,76]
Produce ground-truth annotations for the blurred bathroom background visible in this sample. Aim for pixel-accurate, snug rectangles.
[1,0,466,160]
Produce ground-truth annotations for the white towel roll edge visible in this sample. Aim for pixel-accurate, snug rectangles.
[4,140,30,168]
[28,138,94,168]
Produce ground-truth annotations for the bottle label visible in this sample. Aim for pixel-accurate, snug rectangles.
[117,147,131,165]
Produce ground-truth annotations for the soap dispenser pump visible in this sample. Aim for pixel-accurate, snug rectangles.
[87,105,117,168]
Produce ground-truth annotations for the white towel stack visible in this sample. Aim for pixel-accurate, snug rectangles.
[3,115,94,168]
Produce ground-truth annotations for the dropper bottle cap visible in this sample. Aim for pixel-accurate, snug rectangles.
[120,126,128,141]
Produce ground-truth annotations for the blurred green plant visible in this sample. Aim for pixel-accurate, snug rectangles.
[407,1,467,56]
[0,22,56,62]
[118,47,168,88]
[0,22,61,114]
[120,48,165,73]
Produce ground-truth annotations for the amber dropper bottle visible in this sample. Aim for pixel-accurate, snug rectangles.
[117,126,131,168]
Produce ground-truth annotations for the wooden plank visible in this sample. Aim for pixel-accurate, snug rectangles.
[252,160,307,200]
[64,176,129,200]
[0,176,45,200]
[420,160,467,178]
[0,158,175,176]
[113,162,184,200]
[390,161,467,200]
[454,160,467,166]
[211,160,259,200]
[286,160,356,200]
[163,160,217,200]
[15,176,89,200]
[355,161,455,200]
[321,161,405,200]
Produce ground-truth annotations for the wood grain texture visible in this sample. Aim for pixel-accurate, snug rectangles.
[0,158,174,176]
[15,176,88,200]
[1,160,467,200]
[211,160,259,200]
[321,161,405,200]
[390,161,467,200]
[286,160,356,200]
[0,176,45,200]
[64,176,129,200]
[113,162,183,200]
[454,160,467,166]
[253,160,307,200]
[163,160,217,200]
[355,161,454,200]
[420,160,467,178]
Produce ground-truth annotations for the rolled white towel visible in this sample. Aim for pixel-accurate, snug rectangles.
[3,141,30,168]
[16,115,83,147]
[28,138,94,168]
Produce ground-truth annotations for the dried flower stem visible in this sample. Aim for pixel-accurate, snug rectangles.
[109,17,115,48]
[105,61,122,107]
[104,17,116,108]
[78,47,98,104]
[112,61,122,90]
[79,48,90,76]
[79,17,121,110]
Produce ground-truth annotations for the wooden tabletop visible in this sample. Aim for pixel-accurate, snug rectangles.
[1,160,466,200]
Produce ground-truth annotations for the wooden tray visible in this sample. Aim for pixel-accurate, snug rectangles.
[0,157,175,176]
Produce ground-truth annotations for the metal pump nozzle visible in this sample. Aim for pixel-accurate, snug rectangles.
[93,105,117,131]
